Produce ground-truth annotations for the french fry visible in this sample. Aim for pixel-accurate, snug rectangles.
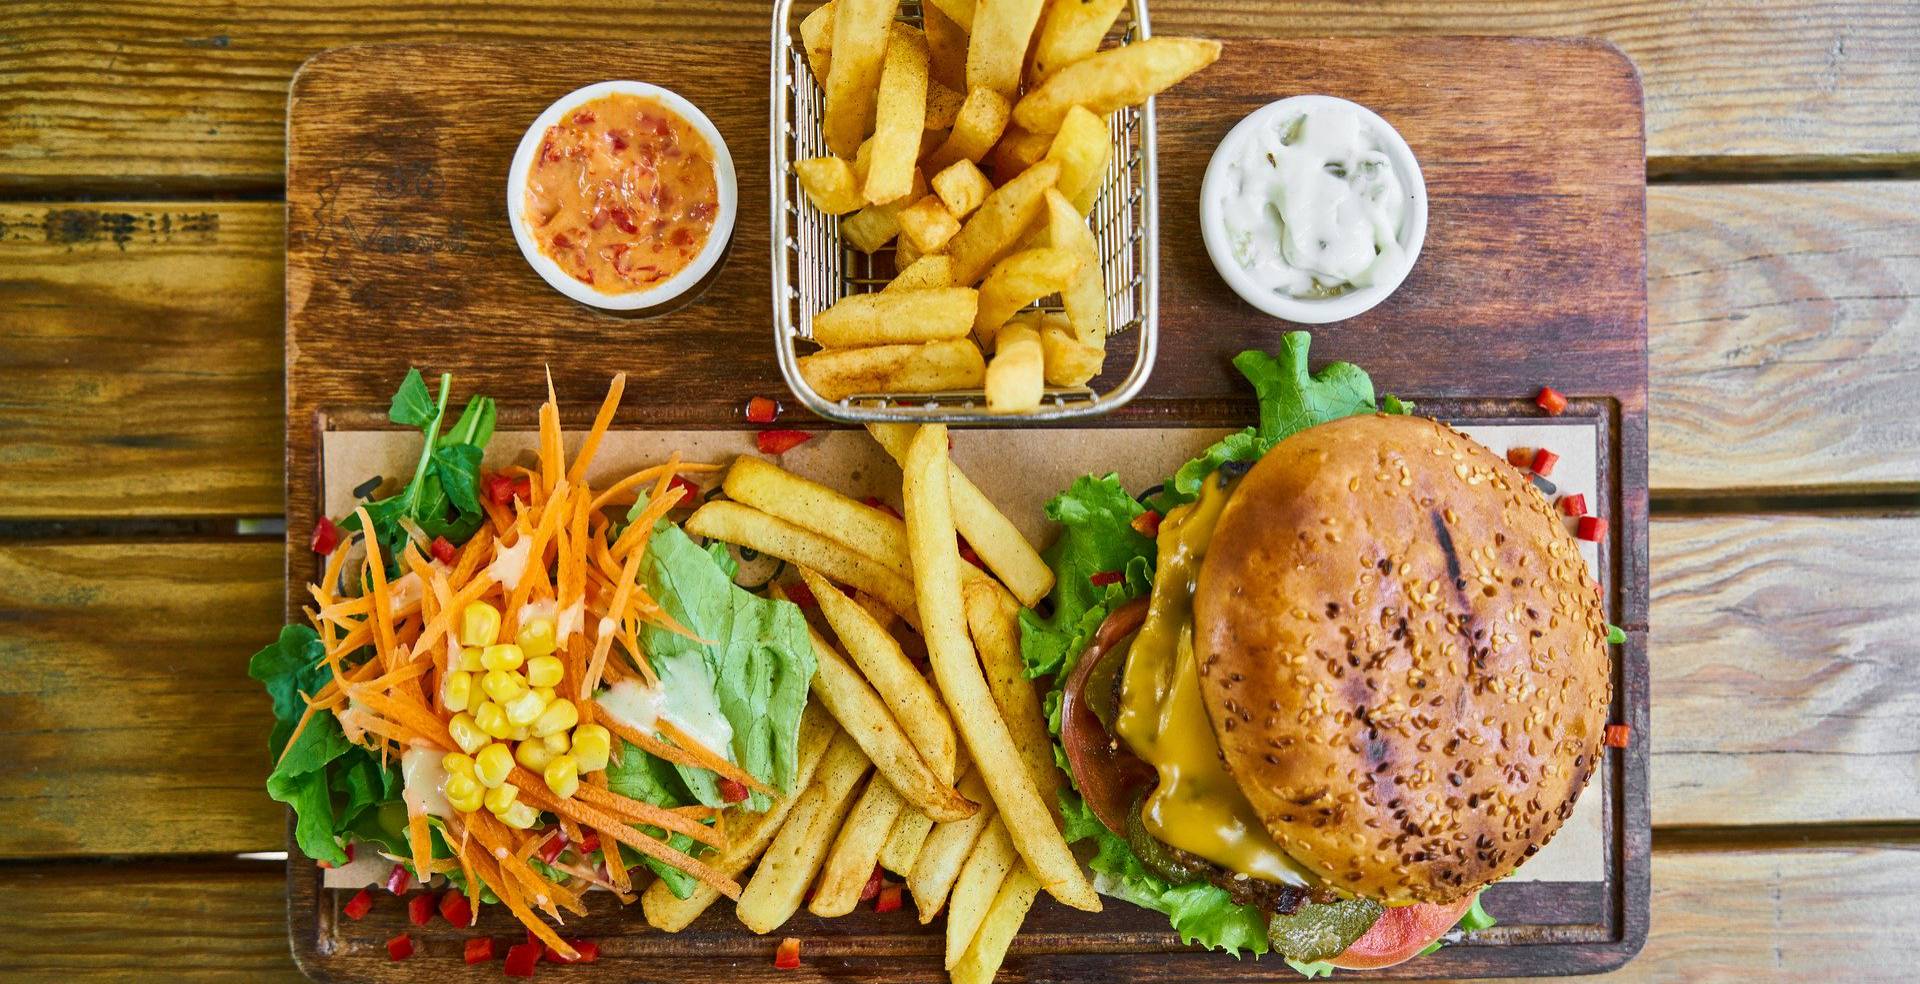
[800,623,978,823]
[924,87,1012,174]
[946,159,1060,286]
[926,0,976,32]
[809,775,909,916]
[900,424,1099,911]
[983,124,1054,181]
[897,195,963,254]
[795,156,867,216]
[813,287,977,347]
[888,253,956,291]
[963,576,1062,813]
[1028,0,1124,82]
[685,500,919,621]
[966,0,1045,100]
[945,818,1018,968]
[1039,313,1106,385]
[1044,187,1106,345]
[823,0,896,158]
[733,730,872,934]
[723,456,913,577]
[924,0,970,91]
[897,232,924,272]
[841,168,927,251]
[865,24,930,204]
[641,704,839,932]
[926,78,967,130]
[951,867,1042,984]
[1013,36,1224,133]
[974,247,1079,346]
[798,338,987,402]
[880,804,938,875]
[984,322,1044,413]
[798,0,837,83]
[932,159,995,219]
[866,422,1056,606]
[1045,106,1112,216]
[802,568,958,783]
[907,769,996,922]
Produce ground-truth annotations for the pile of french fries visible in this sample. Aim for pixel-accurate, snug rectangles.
[792,0,1222,412]
[641,424,1083,982]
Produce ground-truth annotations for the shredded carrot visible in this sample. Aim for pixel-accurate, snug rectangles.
[567,372,626,487]
[408,811,434,889]
[658,717,777,797]
[516,781,740,899]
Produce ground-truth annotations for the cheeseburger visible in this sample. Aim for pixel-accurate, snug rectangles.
[1022,341,1613,975]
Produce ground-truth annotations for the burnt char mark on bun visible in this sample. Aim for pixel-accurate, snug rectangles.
[1191,414,1612,905]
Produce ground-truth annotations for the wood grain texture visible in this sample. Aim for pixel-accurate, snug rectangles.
[1649,182,1920,496]
[0,202,284,519]
[2,1,1916,192]
[1650,512,1920,828]
[0,540,285,858]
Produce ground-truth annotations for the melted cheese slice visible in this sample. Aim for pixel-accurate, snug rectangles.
[1114,476,1313,886]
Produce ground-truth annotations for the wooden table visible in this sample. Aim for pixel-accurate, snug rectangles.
[1,2,1915,980]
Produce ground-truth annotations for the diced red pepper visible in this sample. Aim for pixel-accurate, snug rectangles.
[343,888,374,921]
[407,893,436,926]
[746,396,781,424]
[862,495,902,519]
[484,473,533,507]
[859,864,884,902]
[386,863,410,895]
[504,941,542,977]
[719,777,751,803]
[1535,386,1568,416]
[429,535,457,565]
[1576,515,1608,542]
[783,579,818,608]
[1506,447,1532,469]
[875,883,904,913]
[667,473,703,504]
[387,933,414,961]
[1131,510,1162,538]
[538,831,568,865]
[438,889,473,927]
[547,939,600,964]
[1559,493,1589,517]
[1531,448,1560,477]
[957,536,982,567]
[344,843,354,863]
[1090,570,1123,587]
[310,515,341,554]
[757,429,815,455]
[1604,723,1631,748]
[774,937,802,970]
[464,937,495,964]
[577,832,599,855]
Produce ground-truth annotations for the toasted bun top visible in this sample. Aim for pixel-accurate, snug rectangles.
[1191,414,1611,905]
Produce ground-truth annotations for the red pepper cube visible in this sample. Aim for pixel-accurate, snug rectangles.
[1506,447,1532,469]
[746,396,781,424]
[1531,448,1560,477]
[385,863,411,895]
[957,536,982,567]
[463,937,495,964]
[1576,515,1608,542]
[438,889,472,927]
[483,473,516,507]
[719,777,751,803]
[862,495,903,519]
[310,516,341,554]
[783,579,818,608]
[1090,570,1123,587]
[1131,510,1162,538]
[859,864,884,902]
[343,888,374,921]
[1605,723,1631,748]
[407,893,436,926]
[1535,386,1568,416]
[774,937,803,970]
[386,933,414,961]
[757,429,815,455]
[538,831,568,865]
[875,884,904,913]
[547,938,601,964]
[504,941,542,977]
[429,535,457,565]
[667,474,703,504]
[1559,494,1589,517]
[578,832,600,855]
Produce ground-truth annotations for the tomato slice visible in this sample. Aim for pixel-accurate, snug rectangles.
[1330,896,1477,970]
[1058,597,1154,835]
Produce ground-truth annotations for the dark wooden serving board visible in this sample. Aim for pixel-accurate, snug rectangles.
[285,32,1647,983]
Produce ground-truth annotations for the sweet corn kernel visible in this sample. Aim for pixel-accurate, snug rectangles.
[474,742,514,788]
[441,670,473,713]
[457,646,486,672]
[484,782,520,815]
[444,773,484,814]
[510,724,531,742]
[544,754,580,799]
[498,800,540,830]
[441,752,476,777]
[532,698,579,738]
[518,617,558,658]
[473,700,512,739]
[481,643,525,672]
[448,713,489,754]
[570,724,611,773]
[541,730,570,755]
[504,689,548,728]
[462,602,502,648]
[515,739,555,772]
[525,655,564,689]
[481,668,527,704]
[533,686,557,705]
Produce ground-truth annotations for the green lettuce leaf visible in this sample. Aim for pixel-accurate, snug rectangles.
[1018,474,1157,685]
[605,740,707,899]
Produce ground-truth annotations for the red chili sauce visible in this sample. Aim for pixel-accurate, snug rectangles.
[524,93,719,293]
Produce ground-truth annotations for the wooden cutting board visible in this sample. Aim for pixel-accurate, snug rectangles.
[285,32,1647,983]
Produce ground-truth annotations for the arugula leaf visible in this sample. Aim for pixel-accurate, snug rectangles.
[387,368,437,429]
[248,625,332,757]
[432,443,485,515]
[341,371,496,576]
[1017,474,1157,685]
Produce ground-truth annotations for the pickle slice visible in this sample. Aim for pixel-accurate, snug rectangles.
[1267,897,1384,962]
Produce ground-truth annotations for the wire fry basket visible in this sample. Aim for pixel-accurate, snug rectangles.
[770,0,1159,424]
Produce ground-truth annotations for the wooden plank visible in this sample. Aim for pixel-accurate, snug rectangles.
[2,1,1916,192]
[4,843,1915,982]
[0,202,283,519]
[1650,511,1920,828]
[1649,181,1920,495]
[0,540,285,858]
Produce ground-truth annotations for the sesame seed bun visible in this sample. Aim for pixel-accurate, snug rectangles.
[1191,413,1611,905]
